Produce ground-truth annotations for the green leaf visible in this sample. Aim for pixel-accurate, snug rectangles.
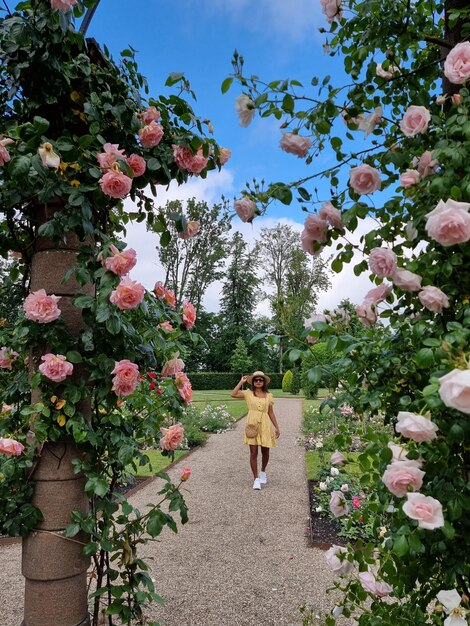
[66,351,83,363]
[288,349,302,362]
[414,348,434,369]
[9,155,31,179]
[106,315,122,335]
[221,77,234,94]
[392,534,409,557]
[74,295,94,309]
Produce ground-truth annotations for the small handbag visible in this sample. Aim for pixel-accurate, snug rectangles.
[245,423,259,438]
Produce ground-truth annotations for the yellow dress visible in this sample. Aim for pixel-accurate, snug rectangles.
[242,390,276,448]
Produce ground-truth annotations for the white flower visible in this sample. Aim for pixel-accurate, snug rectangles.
[38,142,61,168]
[319,482,328,491]
[340,483,349,492]
[326,476,334,484]
[315,506,323,513]
[330,467,340,476]
[235,94,255,127]
[437,589,468,626]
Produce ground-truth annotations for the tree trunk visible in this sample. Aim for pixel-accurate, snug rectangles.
[21,201,93,626]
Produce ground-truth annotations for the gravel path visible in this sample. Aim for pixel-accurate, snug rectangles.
[0,397,346,626]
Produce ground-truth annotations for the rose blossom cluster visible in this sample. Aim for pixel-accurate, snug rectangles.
[110,277,145,310]
[138,105,164,149]
[279,132,312,158]
[100,245,137,276]
[153,282,176,309]
[172,145,208,175]
[160,423,185,451]
[301,202,343,256]
[23,289,61,323]
[97,142,147,199]
[112,359,140,397]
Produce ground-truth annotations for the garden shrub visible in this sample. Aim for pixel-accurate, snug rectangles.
[282,369,293,392]
[290,369,301,395]
[188,371,283,390]
[197,405,234,433]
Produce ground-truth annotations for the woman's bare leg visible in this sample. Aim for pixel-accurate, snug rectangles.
[249,444,259,478]
[261,446,270,472]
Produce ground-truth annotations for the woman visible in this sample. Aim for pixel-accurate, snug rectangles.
[231,371,281,490]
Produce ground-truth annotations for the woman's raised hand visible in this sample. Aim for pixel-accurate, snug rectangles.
[240,375,248,384]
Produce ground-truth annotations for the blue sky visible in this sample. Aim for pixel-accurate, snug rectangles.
[87,1,375,313]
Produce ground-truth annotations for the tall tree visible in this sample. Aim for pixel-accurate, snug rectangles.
[154,198,232,309]
[229,337,253,374]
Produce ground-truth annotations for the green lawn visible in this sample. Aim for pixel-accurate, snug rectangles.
[306,450,361,480]
[132,449,189,477]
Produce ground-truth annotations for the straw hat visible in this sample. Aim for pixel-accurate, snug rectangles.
[246,370,271,385]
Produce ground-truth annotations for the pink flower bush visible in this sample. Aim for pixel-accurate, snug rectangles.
[182,300,196,329]
[349,164,381,195]
[110,277,145,310]
[320,0,342,23]
[0,138,14,166]
[425,199,470,246]
[382,461,425,497]
[218,147,232,165]
[102,245,137,276]
[364,283,392,304]
[412,151,439,178]
[392,268,422,292]
[443,41,470,85]
[161,356,185,378]
[178,220,200,240]
[50,0,78,11]
[23,289,61,323]
[325,545,353,575]
[140,106,160,125]
[112,359,140,397]
[330,450,346,466]
[395,411,438,442]
[319,202,343,229]
[0,437,24,456]
[234,197,257,223]
[359,571,393,598]
[172,145,208,174]
[400,106,431,136]
[39,354,74,383]
[160,423,185,451]
[418,286,450,313]
[99,168,132,199]
[38,143,60,168]
[235,94,255,127]
[438,368,470,414]
[175,372,193,403]
[355,301,377,327]
[97,143,126,170]
[0,347,19,369]
[402,493,444,529]
[139,122,164,148]
[368,248,397,278]
[304,215,329,243]
[126,154,146,177]
[329,490,349,517]
[279,132,312,158]
[400,169,420,188]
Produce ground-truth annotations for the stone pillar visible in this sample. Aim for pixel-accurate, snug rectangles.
[22,202,94,626]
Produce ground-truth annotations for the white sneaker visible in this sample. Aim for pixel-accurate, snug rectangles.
[259,471,267,485]
[253,478,261,490]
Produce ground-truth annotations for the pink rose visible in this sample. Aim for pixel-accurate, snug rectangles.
[182,300,196,329]
[364,283,392,304]
[320,0,342,23]
[395,411,438,442]
[0,347,19,369]
[392,268,422,292]
[355,301,377,327]
[329,490,349,517]
[301,230,323,256]
[280,133,312,158]
[172,146,208,174]
[400,169,420,188]
[425,199,470,246]
[444,41,470,85]
[39,353,74,383]
[403,493,444,530]
[412,151,439,178]
[418,286,450,313]
[153,281,166,298]
[451,93,463,105]
[388,442,411,463]
[359,571,393,598]
[140,106,160,125]
[356,107,383,138]
[234,197,256,223]
[160,423,185,451]
[164,288,176,309]
[325,545,353,575]
[368,248,397,278]
[38,143,60,168]
[330,450,346,466]
[175,372,192,403]
[0,437,24,456]
[181,467,191,481]
[110,277,145,310]
[319,202,343,229]
[304,215,328,243]
[99,169,132,199]
[50,0,78,11]
[112,359,140,397]
[103,245,137,276]
[439,368,470,414]
[139,122,164,149]
[382,461,425,497]
[126,154,146,177]
[349,164,381,195]
[218,147,232,165]
[0,138,14,166]
[161,356,185,378]
[178,220,200,240]
[158,321,174,332]
[399,106,431,137]
[1,404,14,414]
[235,94,255,127]
[23,289,61,323]
[97,143,126,171]
[376,63,399,80]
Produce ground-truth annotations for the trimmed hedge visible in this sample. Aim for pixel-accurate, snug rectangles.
[282,370,293,392]
[188,372,283,390]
